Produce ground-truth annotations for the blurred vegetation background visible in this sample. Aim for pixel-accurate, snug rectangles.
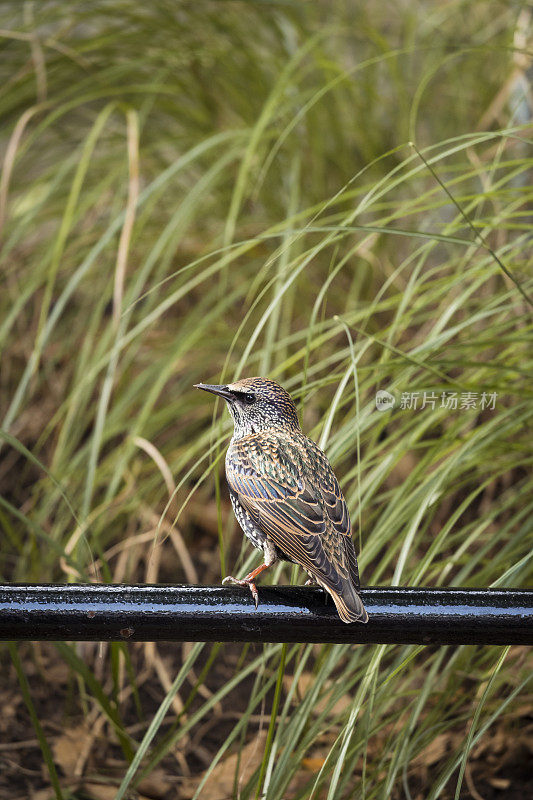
[0,1,532,798]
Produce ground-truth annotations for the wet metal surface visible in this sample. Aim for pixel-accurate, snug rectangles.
[0,584,531,644]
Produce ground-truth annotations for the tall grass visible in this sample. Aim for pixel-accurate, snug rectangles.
[1,2,532,798]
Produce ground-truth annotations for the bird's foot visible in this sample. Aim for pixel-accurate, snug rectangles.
[222,575,259,608]
[305,575,318,586]
[222,561,272,609]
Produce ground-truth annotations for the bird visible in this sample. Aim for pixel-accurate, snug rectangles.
[194,377,368,623]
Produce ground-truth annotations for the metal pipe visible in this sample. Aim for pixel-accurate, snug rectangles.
[0,584,531,645]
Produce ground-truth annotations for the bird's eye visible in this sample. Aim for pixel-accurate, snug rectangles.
[243,393,255,404]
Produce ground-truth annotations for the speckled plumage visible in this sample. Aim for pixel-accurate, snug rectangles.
[195,377,368,623]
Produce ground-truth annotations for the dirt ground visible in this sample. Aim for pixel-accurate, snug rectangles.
[1,639,532,800]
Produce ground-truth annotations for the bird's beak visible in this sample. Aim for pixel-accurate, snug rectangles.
[194,383,234,402]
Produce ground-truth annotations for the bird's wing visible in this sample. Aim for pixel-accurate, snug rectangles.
[226,433,360,592]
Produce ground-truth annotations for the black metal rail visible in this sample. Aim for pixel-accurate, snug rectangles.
[0,584,532,645]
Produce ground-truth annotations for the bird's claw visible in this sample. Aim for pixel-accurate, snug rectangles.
[222,575,259,608]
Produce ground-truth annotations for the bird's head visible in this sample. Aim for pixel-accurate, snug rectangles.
[195,377,301,438]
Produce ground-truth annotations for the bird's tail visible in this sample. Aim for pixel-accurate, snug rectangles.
[323,580,369,624]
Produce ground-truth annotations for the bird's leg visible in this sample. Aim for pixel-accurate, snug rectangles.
[222,542,277,608]
[304,571,318,586]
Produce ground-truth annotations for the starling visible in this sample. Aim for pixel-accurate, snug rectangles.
[195,377,368,623]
